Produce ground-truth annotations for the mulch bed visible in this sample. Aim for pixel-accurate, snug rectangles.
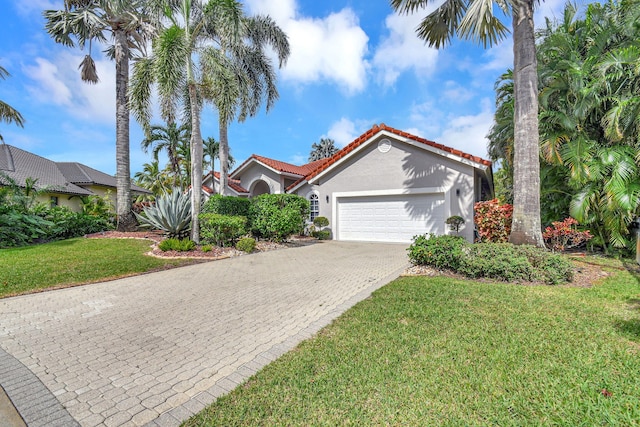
[85,230,315,259]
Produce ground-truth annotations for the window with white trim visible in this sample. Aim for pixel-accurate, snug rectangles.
[308,193,319,222]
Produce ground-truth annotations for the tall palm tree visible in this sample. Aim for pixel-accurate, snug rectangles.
[308,138,338,161]
[130,0,244,242]
[200,8,289,195]
[0,65,25,142]
[391,0,544,246]
[44,0,155,231]
[203,136,234,192]
[141,121,190,186]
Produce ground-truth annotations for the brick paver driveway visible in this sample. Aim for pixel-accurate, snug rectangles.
[0,241,408,427]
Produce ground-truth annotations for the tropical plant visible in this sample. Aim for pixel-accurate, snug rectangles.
[141,121,191,187]
[44,0,155,231]
[131,0,239,242]
[391,0,544,246]
[308,138,338,161]
[158,237,195,251]
[134,159,172,196]
[78,192,115,221]
[0,65,25,142]
[203,136,235,191]
[488,0,640,252]
[474,199,513,243]
[543,217,593,252]
[199,4,290,196]
[135,188,192,239]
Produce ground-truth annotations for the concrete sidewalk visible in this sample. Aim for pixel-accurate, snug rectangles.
[0,241,408,427]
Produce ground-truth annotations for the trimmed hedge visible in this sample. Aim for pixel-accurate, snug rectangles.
[202,195,251,218]
[199,213,247,247]
[236,237,257,253]
[249,194,309,242]
[408,234,573,285]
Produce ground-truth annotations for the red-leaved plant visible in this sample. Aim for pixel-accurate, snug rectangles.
[543,217,593,252]
[474,199,513,243]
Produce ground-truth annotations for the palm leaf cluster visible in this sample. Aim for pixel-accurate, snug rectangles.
[308,138,338,162]
[488,0,640,252]
[0,65,25,142]
[129,0,289,242]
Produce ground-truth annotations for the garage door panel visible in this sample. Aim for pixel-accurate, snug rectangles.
[337,194,445,243]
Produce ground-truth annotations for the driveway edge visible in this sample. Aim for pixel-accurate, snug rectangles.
[0,347,79,427]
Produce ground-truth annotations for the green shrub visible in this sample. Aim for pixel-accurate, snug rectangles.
[407,234,466,270]
[445,215,465,233]
[313,216,330,228]
[39,206,113,240]
[135,188,191,239]
[249,194,309,242]
[199,213,247,247]
[408,234,574,285]
[236,237,257,253]
[201,244,213,252]
[202,195,251,217]
[158,238,196,252]
[311,230,331,240]
[458,244,573,285]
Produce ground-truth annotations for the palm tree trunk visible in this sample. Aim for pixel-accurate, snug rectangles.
[509,0,544,247]
[114,28,135,231]
[188,81,202,243]
[219,118,229,196]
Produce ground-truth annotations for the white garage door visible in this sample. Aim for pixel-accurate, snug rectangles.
[337,193,445,243]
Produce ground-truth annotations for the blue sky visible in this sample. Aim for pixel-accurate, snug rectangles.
[0,0,577,176]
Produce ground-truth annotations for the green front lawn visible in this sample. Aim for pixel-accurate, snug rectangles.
[0,238,197,298]
[185,259,640,426]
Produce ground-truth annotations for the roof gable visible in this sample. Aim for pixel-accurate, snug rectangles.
[287,123,492,192]
[230,154,326,179]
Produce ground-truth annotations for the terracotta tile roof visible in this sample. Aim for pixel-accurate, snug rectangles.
[209,171,249,194]
[231,154,326,178]
[286,123,492,191]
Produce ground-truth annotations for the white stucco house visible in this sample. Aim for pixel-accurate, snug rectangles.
[203,124,493,243]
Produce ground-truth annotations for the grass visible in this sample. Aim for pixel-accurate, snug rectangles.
[0,238,197,298]
[184,259,640,426]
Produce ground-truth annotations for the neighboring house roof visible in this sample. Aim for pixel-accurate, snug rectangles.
[287,123,492,192]
[0,144,92,196]
[230,154,326,179]
[56,162,150,194]
[203,171,249,195]
[0,144,151,196]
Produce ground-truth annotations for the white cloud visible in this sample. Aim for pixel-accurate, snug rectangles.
[23,58,73,106]
[442,81,475,103]
[373,8,439,86]
[288,153,306,165]
[23,53,115,124]
[326,118,357,147]
[435,99,494,159]
[245,0,369,94]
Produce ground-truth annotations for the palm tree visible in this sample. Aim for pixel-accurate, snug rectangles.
[391,0,544,246]
[203,136,234,192]
[134,159,171,196]
[0,65,25,142]
[308,138,338,161]
[130,0,245,242]
[141,121,190,186]
[44,0,155,231]
[200,8,289,195]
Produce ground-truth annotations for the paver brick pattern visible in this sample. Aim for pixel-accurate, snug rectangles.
[0,241,408,426]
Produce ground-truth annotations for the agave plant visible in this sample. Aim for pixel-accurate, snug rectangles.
[135,188,192,238]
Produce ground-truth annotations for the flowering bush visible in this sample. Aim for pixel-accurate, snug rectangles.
[474,199,513,243]
[543,217,593,252]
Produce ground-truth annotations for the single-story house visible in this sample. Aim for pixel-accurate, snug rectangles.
[217,124,493,243]
[0,144,151,212]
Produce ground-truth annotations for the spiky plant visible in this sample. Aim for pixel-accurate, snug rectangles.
[135,188,192,239]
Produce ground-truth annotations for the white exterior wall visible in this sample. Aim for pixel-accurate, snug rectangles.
[293,136,477,242]
[236,163,284,195]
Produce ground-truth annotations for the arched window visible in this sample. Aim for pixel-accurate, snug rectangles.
[308,193,319,221]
